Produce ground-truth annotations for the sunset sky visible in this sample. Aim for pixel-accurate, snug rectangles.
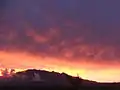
[0,0,120,82]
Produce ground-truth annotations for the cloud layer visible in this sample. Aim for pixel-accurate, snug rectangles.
[0,0,120,64]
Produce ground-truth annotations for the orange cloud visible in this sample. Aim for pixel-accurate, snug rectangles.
[25,26,60,43]
[26,29,49,43]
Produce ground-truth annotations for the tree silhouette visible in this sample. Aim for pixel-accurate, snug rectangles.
[10,69,15,76]
[1,68,9,77]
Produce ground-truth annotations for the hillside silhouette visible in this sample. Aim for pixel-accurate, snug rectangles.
[0,69,120,90]
[13,69,83,87]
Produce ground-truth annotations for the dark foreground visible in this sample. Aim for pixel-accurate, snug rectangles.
[0,82,120,90]
[1,86,120,90]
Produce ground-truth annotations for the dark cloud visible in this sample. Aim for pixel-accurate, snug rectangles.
[0,0,120,63]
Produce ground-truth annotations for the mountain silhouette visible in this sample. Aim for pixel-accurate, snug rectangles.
[12,69,83,87]
[0,69,120,90]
